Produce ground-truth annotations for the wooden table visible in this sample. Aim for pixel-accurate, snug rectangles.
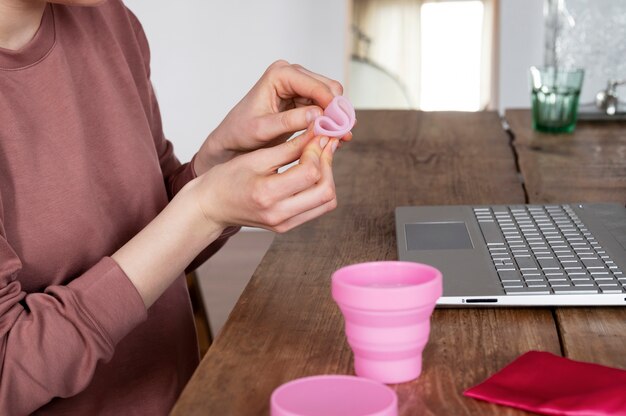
[172,109,626,415]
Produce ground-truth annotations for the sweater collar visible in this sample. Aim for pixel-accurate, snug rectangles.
[0,4,56,71]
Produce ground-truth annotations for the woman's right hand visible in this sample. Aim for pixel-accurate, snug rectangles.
[191,128,338,233]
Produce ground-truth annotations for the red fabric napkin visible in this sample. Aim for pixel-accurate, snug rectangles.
[464,351,626,415]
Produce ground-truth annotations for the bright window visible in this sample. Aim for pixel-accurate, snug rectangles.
[350,0,492,111]
[420,1,484,111]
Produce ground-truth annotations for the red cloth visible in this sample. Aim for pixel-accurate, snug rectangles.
[0,1,237,414]
[464,351,626,415]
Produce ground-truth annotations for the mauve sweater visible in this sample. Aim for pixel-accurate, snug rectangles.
[0,1,236,414]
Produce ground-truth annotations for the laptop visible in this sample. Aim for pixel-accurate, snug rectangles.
[395,203,626,306]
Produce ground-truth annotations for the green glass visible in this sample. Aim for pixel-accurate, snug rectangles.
[530,67,585,133]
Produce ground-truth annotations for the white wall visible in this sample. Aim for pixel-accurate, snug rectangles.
[124,1,349,163]
[498,0,545,112]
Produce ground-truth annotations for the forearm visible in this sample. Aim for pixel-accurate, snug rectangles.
[112,180,224,308]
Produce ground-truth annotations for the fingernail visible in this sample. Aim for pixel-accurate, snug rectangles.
[306,109,321,124]
[331,139,338,153]
[319,136,329,149]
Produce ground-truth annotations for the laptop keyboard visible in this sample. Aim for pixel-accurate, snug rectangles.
[474,205,626,295]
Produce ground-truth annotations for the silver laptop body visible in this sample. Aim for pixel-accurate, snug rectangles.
[395,203,626,306]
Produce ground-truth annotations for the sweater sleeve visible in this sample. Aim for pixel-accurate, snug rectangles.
[0,214,147,414]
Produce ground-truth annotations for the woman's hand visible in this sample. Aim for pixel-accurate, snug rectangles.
[191,128,338,233]
[193,60,351,176]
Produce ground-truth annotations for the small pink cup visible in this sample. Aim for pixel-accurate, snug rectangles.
[332,261,442,384]
[271,375,397,416]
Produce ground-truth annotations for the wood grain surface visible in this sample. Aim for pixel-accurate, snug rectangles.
[506,109,626,370]
[171,111,562,416]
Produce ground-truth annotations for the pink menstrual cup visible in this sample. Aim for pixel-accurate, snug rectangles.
[270,375,398,416]
[313,95,356,138]
[332,261,443,384]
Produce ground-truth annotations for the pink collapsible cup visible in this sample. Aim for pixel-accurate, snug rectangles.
[332,261,443,384]
[271,375,398,416]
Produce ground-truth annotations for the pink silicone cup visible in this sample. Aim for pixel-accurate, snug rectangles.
[331,261,443,384]
[270,375,398,416]
[313,96,356,138]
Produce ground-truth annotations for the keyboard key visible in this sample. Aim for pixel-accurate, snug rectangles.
[597,282,619,287]
[593,277,615,282]
[503,284,524,290]
[516,257,539,270]
[569,274,592,280]
[564,266,584,272]
[544,270,565,275]
[546,276,567,282]
[550,283,572,288]
[504,288,551,295]
[498,271,522,282]
[573,281,595,287]
[553,287,599,294]
[488,247,507,252]
[496,266,516,272]
[538,258,561,270]
[582,258,605,269]
[478,221,505,245]
[509,244,529,249]
[601,288,624,293]
[524,276,547,282]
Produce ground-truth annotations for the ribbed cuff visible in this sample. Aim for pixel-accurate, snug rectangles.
[68,257,147,346]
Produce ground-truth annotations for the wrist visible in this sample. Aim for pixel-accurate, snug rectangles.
[175,178,226,244]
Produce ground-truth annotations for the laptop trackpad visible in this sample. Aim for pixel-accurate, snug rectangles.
[405,222,474,250]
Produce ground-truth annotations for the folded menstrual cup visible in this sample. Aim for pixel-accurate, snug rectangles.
[313,96,356,138]
[332,261,443,384]
[271,375,398,416]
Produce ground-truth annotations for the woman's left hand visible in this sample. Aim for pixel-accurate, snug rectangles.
[193,60,352,175]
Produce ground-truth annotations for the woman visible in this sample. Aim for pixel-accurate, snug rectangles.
[0,0,350,413]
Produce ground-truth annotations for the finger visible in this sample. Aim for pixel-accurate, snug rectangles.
[247,194,336,233]
[269,138,336,218]
[260,135,329,200]
[254,128,316,170]
[273,65,337,108]
[274,138,337,233]
[292,64,344,97]
[254,105,323,140]
[274,197,337,233]
[240,196,336,232]
[261,123,318,151]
